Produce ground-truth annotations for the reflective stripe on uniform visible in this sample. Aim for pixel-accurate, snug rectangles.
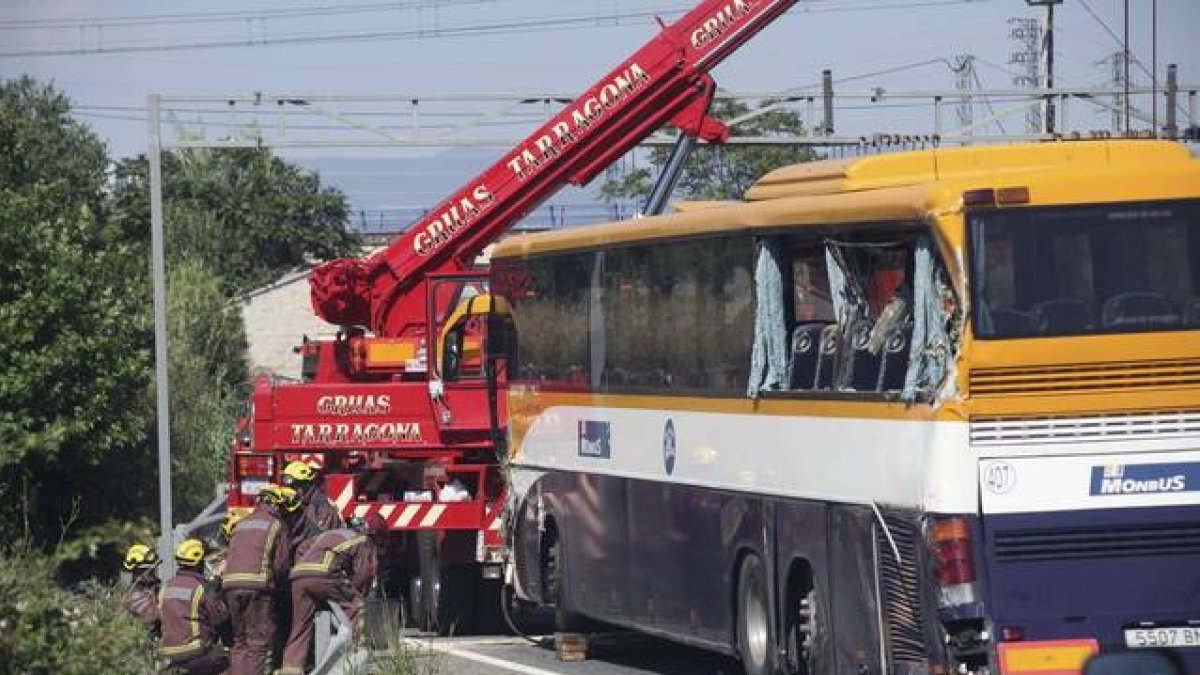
[160,638,204,659]
[163,586,193,602]
[160,579,205,655]
[291,534,365,577]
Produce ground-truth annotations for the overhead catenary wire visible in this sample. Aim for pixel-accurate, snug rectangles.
[0,0,496,30]
[0,0,1006,58]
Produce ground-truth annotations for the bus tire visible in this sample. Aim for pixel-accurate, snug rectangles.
[785,583,821,675]
[544,529,587,632]
[737,554,775,675]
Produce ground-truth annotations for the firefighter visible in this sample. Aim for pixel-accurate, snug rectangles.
[223,485,298,675]
[281,460,343,532]
[276,515,381,675]
[207,509,249,580]
[159,538,230,675]
[122,542,162,636]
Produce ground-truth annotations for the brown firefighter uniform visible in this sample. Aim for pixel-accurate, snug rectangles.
[288,484,343,562]
[223,503,292,675]
[277,528,378,674]
[302,483,343,532]
[159,567,230,675]
[123,568,162,636]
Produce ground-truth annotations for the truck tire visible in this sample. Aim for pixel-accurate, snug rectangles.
[432,565,477,636]
[408,574,429,632]
[737,554,775,675]
[418,531,477,636]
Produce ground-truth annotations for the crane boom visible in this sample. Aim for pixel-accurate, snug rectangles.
[309,0,797,337]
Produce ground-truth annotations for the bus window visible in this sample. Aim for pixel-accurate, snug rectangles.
[758,228,955,398]
[971,199,1200,338]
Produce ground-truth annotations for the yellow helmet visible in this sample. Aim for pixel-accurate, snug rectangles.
[258,484,301,512]
[175,539,206,568]
[123,543,158,572]
[220,508,250,540]
[282,460,318,486]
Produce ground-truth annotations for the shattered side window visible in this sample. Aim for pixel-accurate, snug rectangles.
[758,224,958,400]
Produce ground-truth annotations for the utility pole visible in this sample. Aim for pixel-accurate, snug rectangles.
[1008,16,1042,134]
[1026,0,1063,134]
[953,55,976,135]
[1100,51,1127,133]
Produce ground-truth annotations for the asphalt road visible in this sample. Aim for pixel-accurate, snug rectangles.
[339,629,745,675]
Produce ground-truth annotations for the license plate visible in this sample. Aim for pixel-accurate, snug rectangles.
[1124,626,1200,649]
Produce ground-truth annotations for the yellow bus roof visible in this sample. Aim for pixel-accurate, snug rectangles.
[744,139,1194,200]
[494,140,1199,260]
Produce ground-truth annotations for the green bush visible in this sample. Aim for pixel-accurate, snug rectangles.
[0,544,156,675]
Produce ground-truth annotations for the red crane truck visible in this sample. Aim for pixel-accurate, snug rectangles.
[227,0,798,635]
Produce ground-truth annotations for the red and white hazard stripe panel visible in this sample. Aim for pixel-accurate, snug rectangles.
[483,496,506,548]
[326,473,504,532]
[348,501,487,530]
[283,452,326,470]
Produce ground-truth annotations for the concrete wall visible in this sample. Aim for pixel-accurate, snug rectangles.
[240,269,332,379]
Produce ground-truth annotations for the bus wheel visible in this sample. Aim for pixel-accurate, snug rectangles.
[737,554,775,675]
[544,530,586,632]
[785,585,819,675]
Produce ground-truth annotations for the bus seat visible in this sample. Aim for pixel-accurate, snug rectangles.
[788,321,831,390]
[876,321,913,392]
[1182,298,1200,327]
[988,308,1036,335]
[1101,292,1180,329]
[813,324,841,390]
[847,320,882,392]
[1031,299,1093,334]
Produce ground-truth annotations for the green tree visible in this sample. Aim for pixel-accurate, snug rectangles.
[167,260,248,516]
[111,147,361,296]
[601,98,820,203]
[0,543,157,674]
[0,77,155,545]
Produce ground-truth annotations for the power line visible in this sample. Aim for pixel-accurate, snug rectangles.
[0,0,1004,58]
[0,1,495,30]
[0,9,685,58]
[1077,0,1153,82]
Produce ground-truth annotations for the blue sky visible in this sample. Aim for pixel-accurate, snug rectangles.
[2,0,1197,218]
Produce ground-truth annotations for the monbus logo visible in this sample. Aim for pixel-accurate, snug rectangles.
[1088,461,1199,496]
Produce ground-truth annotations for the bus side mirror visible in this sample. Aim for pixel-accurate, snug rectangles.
[1083,650,1185,675]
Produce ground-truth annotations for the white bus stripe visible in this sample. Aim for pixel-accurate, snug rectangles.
[378,504,396,520]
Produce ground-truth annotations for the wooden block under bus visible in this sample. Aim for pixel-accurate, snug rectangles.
[555,632,588,661]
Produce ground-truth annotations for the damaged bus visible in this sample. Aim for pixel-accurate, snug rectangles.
[493,140,1200,675]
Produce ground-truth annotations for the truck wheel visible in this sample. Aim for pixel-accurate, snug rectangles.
[432,565,477,636]
[418,531,477,636]
[737,554,775,675]
[408,575,428,632]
